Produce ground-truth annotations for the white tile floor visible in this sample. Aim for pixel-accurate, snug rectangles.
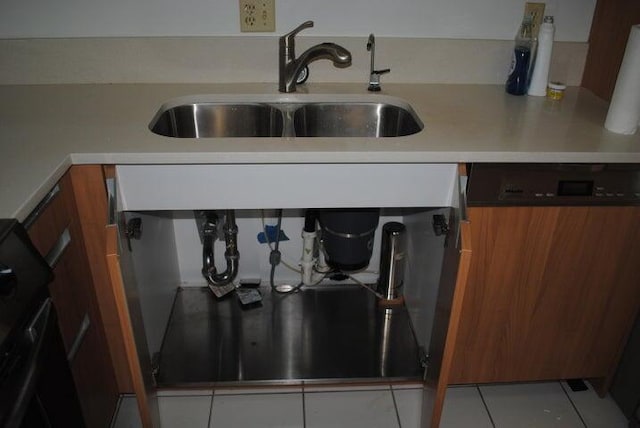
[111,381,629,428]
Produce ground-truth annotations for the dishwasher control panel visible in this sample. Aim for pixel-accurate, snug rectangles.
[467,163,640,206]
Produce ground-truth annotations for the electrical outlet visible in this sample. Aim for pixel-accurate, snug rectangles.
[524,2,546,37]
[239,0,275,32]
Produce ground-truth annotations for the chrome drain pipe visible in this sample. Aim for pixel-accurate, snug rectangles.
[198,210,239,287]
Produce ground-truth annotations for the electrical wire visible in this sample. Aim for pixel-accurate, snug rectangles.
[308,268,330,286]
[347,273,385,299]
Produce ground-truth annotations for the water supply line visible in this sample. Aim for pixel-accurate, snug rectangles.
[300,210,317,285]
[198,210,239,287]
[268,209,303,294]
[260,210,301,274]
[300,210,330,286]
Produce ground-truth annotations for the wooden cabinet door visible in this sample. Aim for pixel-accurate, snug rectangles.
[421,165,473,428]
[582,0,640,101]
[105,202,160,427]
[450,206,640,386]
[421,217,471,428]
[68,165,159,425]
[68,166,133,393]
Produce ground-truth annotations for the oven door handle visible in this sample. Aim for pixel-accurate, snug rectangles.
[3,299,56,428]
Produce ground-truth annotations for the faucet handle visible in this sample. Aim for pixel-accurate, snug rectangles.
[373,68,391,76]
[368,68,391,92]
[282,20,314,44]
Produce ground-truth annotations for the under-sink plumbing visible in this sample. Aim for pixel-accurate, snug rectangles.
[300,210,331,286]
[196,210,239,287]
[194,208,387,298]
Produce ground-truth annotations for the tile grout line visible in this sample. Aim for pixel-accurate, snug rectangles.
[559,381,588,428]
[389,384,403,428]
[302,382,307,428]
[214,391,303,397]
[207,390,215,428]
[156,393,214,397]
[302,384,396,393]
[476,385,497,428]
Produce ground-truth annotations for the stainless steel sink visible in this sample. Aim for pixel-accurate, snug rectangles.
[149,96,423,138]
[149,103,284,138]
[293,103,422,137]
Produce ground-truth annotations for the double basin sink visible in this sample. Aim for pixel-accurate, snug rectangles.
[149,94,423,138]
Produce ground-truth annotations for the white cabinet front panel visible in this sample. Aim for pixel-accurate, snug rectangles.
[116,163,457,211]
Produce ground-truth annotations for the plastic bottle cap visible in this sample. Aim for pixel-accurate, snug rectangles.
[548,82,566,90]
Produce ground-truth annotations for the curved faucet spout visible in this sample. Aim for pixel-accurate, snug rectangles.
[299,43,352,67]
[286,43,352,89]
[279,21,352,93]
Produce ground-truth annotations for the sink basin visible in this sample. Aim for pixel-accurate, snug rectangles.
[149,95,423,138]
[149,103,284,138]
[293,103,422,137]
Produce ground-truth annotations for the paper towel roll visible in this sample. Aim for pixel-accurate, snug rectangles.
[605,25,640,135]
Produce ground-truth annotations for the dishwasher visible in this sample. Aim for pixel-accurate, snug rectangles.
[449,163,640,388]
[0,220,85,427]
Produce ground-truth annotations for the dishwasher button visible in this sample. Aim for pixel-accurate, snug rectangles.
[605,193,614,197]
[545,193,555,197]
[535,193,544,197]
[595,193,604,197]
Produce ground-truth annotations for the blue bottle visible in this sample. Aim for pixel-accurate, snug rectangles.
[506,15,533,95]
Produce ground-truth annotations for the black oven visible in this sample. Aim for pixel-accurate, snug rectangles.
[0,219,85,427]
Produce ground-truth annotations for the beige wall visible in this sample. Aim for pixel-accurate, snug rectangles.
[0,37,587,85]
[0,0,595,41]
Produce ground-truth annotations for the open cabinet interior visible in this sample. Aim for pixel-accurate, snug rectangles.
[122,207,450,387]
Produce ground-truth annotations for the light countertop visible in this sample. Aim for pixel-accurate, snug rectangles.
[2,82,639,220]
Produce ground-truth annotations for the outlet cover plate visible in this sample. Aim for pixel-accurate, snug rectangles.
[524,2,546,38]
[239,0,275,32]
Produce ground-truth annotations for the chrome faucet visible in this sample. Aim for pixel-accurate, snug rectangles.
[279,21,352,93]
[366,34,390,92]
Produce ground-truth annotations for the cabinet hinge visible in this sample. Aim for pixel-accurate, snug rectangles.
[432,214,449,236]
[419,346,429,369]
[151,352,160,386]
